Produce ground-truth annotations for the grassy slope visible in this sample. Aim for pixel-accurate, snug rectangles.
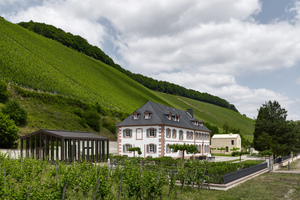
[0,18,171,112]
[0,18,254,139]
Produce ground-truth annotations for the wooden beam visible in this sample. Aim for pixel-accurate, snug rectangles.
[96,140,99,163]
[20,138,23,158]
[91,140,94,162]
[61,138,65,161]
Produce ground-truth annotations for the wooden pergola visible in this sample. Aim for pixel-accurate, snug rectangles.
[20,129,109,162]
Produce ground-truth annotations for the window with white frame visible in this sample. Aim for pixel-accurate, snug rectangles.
[123,129,132,138]
[123,144,132,153]
[144,111,152,119]
[147,144,156,153]
[147,128,156,137]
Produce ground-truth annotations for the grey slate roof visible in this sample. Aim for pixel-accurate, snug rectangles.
[20,129,109,140]
[116,101,211,132]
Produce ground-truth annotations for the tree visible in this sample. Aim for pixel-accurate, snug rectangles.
[0,112,19,148]
[128,147,142,157]
[217,147,226,154]
[253,101,291,157]
[2,100,27,126]
[0,80,11,103]
[169,143,199,168]
[82,110,100,132]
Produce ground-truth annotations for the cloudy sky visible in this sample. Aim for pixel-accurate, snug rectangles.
[1,0,300,120]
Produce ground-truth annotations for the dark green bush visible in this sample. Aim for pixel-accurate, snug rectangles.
[74,108,83,118]
[102,117,116,133]
[82,110,100,131]
[0,112,19,148]
[0,80,11,103]
[2,100,27,126]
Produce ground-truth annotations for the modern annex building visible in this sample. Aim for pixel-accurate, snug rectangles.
[116,101,211,158]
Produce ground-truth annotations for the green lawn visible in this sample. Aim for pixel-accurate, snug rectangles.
[171,173,300,200]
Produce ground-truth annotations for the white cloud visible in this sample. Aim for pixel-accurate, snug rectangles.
[2,0,300,120]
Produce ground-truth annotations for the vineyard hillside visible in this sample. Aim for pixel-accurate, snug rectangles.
[0,18,254,139]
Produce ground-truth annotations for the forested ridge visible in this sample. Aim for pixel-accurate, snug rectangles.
[18,21,239,113]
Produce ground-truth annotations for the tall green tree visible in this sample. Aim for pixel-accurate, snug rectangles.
[2,100,27,126]
[253,101,291,157]
[0,112,19,148]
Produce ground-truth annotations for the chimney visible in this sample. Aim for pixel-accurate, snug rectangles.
[187,109,193,117]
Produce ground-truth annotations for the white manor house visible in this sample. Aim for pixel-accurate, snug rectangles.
[116,101,211,158]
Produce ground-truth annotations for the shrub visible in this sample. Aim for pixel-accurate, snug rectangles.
[0,80,11,103]
[0,112,19,148]
[102,117,116,134]
[82,110,100,131]
[74,108,83,118]
[2,100,27,126]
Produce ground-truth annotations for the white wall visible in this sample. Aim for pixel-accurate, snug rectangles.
[119,125,210,158]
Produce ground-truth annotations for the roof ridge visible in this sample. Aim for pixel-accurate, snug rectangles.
[148,101,165,124]
[42,129,92,134]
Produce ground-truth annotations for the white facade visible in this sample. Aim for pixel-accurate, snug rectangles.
[118,125,210,158]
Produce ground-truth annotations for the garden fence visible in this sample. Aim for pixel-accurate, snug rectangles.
[223,162,267,184]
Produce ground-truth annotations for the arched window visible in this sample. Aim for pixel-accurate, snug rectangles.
[166,144,170,153]
[172,129,177,139]
[166,128,171,138]
[179,130,183,140]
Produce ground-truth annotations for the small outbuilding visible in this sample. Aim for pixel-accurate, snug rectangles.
[210,133,241,154]
[20,129,109,162]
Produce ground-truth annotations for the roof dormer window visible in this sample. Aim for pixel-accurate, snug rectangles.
[193,120,199,126]
[173,114,180,122]
[144,110,152,119]
[133,111,140,119]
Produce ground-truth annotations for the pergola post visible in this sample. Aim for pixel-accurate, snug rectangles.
[30,135,34,158]
[99,140,102,162]
[61,138,65,161]
[72,139,76,161]
[107,140,109,161]
[20,138,23,158]
[91,140,94,162]
[87,140,90,161]
[56,137,58,161]
[82,140,85,161]
[45,135,49,160]
[68,139,71,162]
[51,136,54,161]
[96,140,99,163]
[102,140,105,162]
[77,139,81,161]
[25,138,29,158]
